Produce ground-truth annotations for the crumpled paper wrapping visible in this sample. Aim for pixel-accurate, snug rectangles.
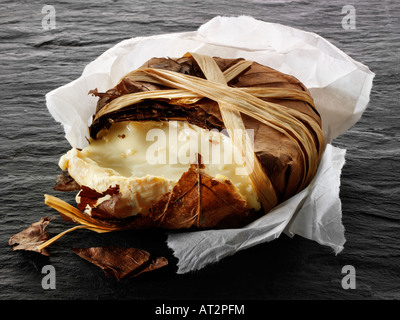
[46,16,374,273]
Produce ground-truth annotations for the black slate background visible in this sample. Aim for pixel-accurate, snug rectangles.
[1,0,399,301]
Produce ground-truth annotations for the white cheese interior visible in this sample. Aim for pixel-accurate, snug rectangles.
[59,120,261,216]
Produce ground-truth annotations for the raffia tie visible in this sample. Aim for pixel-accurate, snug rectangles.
[94,52,325,214]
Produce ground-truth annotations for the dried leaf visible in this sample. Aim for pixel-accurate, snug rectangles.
[54,170,80,191]
[8,217,53,256]
[77,185,120,213]
[43,194,128,231]
[149,154,255,229]
[36,194,154,252]
[72,246,168,281]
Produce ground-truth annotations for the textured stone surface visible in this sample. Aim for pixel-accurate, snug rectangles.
[0,0,399,300]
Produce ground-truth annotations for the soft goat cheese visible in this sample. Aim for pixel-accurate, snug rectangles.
[59,121,261,216]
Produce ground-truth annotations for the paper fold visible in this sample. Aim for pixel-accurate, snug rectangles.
[45,16,374,273]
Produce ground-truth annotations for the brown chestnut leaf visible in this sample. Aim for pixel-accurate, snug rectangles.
[54,170,80,191]
[148,154,253,229]
[8,217,53,256]
[76,185,120,213]
[72,246,168,281]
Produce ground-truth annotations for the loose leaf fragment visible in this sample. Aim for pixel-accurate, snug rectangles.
[8,217,53,256]
[54,170,80,191]
[72,246,168,281]
[77,185,120,213]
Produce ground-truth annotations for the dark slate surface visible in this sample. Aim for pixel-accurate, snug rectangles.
[1,0,399,300]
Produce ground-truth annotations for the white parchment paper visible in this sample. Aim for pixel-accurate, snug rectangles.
[46,16,374,273]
